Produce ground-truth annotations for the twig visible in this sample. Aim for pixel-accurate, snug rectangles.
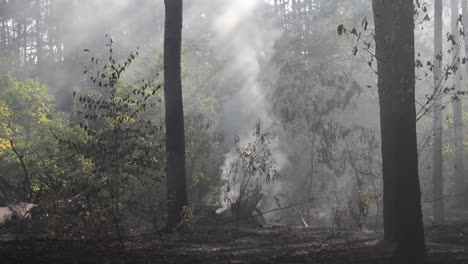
[312,232,339,253]
[421,192,465,204]
[252,203,301,217]
[157,229,170,249]
[9,140,32,200]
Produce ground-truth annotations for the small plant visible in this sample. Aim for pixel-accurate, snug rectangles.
[57,37,164,243]
[223,122,279,229]
[174,206,194,233]
[347,179,371,231]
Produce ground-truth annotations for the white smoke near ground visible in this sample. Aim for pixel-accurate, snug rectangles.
[196,0,287,218]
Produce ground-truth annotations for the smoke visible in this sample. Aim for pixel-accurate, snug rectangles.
[188,0,287,216]
[212,1,281,141]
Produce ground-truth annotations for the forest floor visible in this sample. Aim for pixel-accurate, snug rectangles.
[0,225,467,264]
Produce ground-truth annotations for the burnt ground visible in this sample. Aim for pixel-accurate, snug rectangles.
[0,226,467,264]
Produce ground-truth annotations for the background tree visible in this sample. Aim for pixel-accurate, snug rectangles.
[433,0,445,224]
[272,0,379,228]
[451,0,465,207]
[461,0,468,204]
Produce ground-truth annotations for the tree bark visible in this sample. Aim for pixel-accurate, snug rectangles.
[461,0,468,204]
[35,0,43,74]
[372,0,425,260]
[0,0,5,49]
[164,0,188,230]
[451,0,465,206]
[22,23,27,66]
[433,0,445,224]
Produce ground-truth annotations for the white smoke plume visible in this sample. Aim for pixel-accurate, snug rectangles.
[195,0,286,214]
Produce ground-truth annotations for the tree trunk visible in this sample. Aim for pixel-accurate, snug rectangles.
[433,0,445,224]
[23,23,27,65]
[35,0,43,73]
[15,22,21,72]
[0,0,5,49]
[461,0,468,204]
[451,0,465,206]
[372,0,425,260]
[164,0,188,230]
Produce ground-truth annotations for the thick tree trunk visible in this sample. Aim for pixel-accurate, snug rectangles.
[433,0,445,224]
[164,0,188,230]
[451,0,465,206]
[373,0,425,260]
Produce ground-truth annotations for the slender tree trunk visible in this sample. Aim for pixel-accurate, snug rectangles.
[164,0,188,230]
[1,20,5,49]
[23,23,27,65]
[35,0,43,74]
[451,0,465,205]
[0,0,5,49]
[15,22,21,72]
[5,17,10,50]
[373,0,425,261]
[291,0,297,22]
[461,0,468,203]
[433,0,445,224]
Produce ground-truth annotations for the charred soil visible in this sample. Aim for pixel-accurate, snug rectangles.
[0,226,467,264]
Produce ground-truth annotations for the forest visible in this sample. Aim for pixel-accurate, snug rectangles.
[0,0,467,263]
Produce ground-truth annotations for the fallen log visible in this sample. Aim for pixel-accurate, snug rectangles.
[198,190,266,229]
[0,202,36,226]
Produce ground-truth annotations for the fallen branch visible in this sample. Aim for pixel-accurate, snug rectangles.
[253,203,300,217]
[421,192,465,204]
[312,232,339,253]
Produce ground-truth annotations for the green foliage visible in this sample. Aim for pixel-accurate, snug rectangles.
[185,112,224,208]
[117,39,227,212]
[55,38,165,240]
[0,76,75,203]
